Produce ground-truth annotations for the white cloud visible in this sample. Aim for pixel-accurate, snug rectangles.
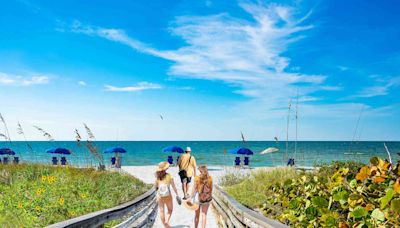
[69,2,329,107]
[104,81,162,92]
[0,72,50,86]
[353,76,400,98]
[78,80,87,86]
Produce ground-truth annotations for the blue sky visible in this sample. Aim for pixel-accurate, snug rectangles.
[0,0,399,141]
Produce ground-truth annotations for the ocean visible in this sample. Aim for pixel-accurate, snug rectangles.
[1,141,399,167]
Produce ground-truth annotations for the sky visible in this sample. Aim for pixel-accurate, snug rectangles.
[0,0,399,141]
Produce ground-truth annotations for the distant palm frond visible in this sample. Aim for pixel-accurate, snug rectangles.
[33,125,54,141]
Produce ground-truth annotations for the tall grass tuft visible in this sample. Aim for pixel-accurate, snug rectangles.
[83,123,104,170]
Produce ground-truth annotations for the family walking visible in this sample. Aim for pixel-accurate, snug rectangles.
[154,147,213,228]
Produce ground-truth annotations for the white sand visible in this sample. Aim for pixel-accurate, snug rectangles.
[122,165,277,228]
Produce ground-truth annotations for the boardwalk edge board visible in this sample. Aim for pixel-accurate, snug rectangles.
[212,185,288,228]
[45,187,156,228]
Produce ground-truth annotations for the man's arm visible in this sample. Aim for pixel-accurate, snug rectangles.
[192,157,197,177]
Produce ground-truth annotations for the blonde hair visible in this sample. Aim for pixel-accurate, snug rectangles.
[198,165,209,184]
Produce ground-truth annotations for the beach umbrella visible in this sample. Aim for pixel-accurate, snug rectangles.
[260,147,279,154]
[163,146,184,153]
[46,147,71,155]
[0,148,15,155]
[229,147,254,155]
[104,147,127,153]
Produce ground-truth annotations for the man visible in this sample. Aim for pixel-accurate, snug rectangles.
[178,146,197,199]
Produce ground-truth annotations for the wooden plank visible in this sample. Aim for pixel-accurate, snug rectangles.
[211,197,234,228]
[213,191,244,228]
[46,188,156,228]
[213,186,288,228]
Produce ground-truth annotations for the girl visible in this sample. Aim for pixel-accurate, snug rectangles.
[189,165,213,228]
[155,161,180,228]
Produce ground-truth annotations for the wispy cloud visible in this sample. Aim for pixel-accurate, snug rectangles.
[353,76,400,98]
[66,2,339,107]
[78,80,87,86]
[104,81,162,92]
[0,72,50,86]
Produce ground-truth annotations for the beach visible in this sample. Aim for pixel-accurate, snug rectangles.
[122,165,277,228]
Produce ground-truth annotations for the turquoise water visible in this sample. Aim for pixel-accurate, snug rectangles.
[1,141,399,167]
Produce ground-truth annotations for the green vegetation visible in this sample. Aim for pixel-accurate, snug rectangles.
[0,164,150,227]
[222,157,400,227]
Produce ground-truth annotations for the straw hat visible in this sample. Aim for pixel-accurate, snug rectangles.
[156,161,170,172]
[185,147,192,152]
[183,200,199,211]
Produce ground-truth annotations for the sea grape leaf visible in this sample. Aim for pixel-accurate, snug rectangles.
[391,199,400,213]
[380,189,395,209]
[393,178,400,193]
[365,203,374,211]
[305,206,318,219]
[371,208,385,221]
[333,190,349,205]
[352,206,368,218]
[339,222,350,228]
[356,166,370,181]
[370,157,380,166]
[348,194,363,207]
[288,198,300,210]
[373,176,386,184]
[312,196,328,209]
[325,216,336,227]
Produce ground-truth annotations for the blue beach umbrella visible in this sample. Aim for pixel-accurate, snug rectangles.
[104,147,127,154]
[0,148,15,155]
[163,146,184,154]
[229,147,254,155]
[46,147,71,155]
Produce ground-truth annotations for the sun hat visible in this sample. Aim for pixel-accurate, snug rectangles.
[183,199,199,211]
[156,161,170,172]
[185,147,191,152]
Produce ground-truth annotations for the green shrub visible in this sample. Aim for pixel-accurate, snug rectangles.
[222,158,400,227]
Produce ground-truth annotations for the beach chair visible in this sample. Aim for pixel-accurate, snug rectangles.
[287,158,295,166]
[244,157,250,167]
[167,156,174,165]
[3,157,9,164]
[234,157,241,166]
[13,157,19,164]
[61,157,67,166]
[52,157,58,165]
[111,157,116,166]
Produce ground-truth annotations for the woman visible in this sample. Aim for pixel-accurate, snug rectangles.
[189,165,213,228]
[155,161,180,228]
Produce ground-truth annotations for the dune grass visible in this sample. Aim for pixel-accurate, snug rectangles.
[0,163,150,227]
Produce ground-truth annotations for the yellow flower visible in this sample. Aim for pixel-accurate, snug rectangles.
[69,211,76,216]
[17,203,23,209]
[58,197,65,205]
[36,188,45,196]
[47,176,56,184]
[35,206,41,211]
[80,193,87,199]
[41,175,47,183]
